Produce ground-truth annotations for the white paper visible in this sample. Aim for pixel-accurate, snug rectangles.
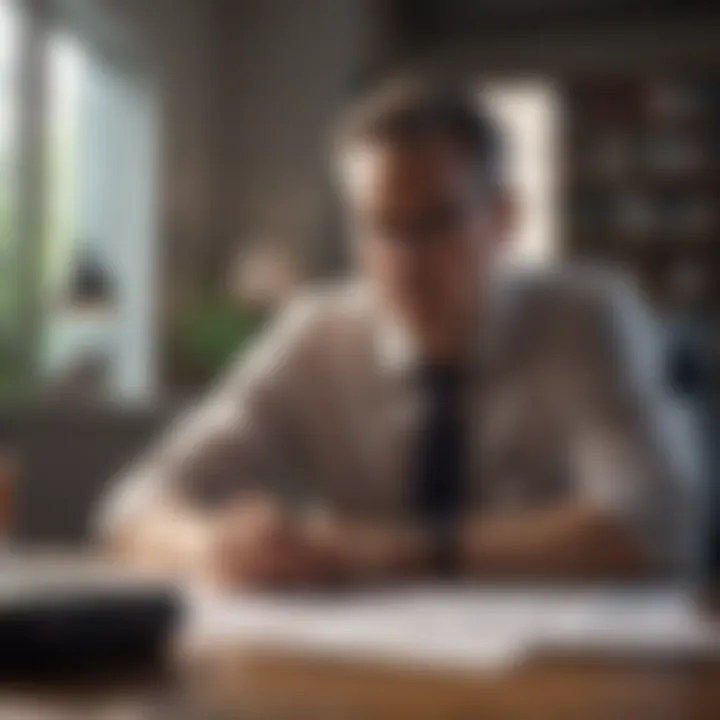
[185,586,720,672]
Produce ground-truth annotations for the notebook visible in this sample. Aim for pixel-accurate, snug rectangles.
[187,585,720,672]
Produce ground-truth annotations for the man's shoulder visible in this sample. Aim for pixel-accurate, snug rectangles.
[494,262,643,326]
[493,263,659,367]
[263,281,376,356]
[229,282,374,384]
[277,280,375,332]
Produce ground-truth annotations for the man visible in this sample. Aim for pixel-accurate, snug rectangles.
[99,78,692,588]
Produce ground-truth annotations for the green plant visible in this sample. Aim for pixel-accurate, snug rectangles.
[175,297,261,382]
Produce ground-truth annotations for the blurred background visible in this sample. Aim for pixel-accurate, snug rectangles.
[0,0,717,549]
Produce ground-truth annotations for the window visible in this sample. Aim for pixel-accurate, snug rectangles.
[0,2,159,406]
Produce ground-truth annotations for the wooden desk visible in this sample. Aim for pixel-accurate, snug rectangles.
[190,651,720,720]
[2,650,719,719]
[1,551,716,717]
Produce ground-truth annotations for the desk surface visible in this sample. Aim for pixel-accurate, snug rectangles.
[0,556,716,718]
[1,649,719,719]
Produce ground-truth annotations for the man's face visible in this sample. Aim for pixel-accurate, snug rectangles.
[343,137,504,340]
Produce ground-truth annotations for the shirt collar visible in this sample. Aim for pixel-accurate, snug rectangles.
[371,267,517,382]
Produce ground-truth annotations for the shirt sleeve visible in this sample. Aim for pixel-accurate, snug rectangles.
[566,273,701,578]
[95,294,323,541]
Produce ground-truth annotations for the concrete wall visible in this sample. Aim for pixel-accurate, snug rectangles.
[101,0,379,289]
[211,0,376,275]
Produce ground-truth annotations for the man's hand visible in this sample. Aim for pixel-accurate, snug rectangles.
[203,500,429,590]
[203,496,332,590]
[303,513,429,586]
[110,489,430,590]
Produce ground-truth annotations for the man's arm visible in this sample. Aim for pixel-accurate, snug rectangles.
[460,504,651,582]
[312,503,651,585]
[104,497,210,578]
[96,296,325,583]
[459,274,695,582]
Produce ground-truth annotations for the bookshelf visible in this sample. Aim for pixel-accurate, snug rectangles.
[563,77,719,315]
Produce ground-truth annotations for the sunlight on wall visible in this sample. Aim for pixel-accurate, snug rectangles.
[483,81,562,267]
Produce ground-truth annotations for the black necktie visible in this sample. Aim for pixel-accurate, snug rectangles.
[413,364,467,528]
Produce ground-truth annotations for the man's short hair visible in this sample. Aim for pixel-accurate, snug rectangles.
[335,76,503,187]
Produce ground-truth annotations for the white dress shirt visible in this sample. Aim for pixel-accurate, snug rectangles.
[99,266,698,576]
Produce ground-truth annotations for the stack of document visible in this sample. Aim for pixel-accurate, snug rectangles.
[187,586,720,671]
